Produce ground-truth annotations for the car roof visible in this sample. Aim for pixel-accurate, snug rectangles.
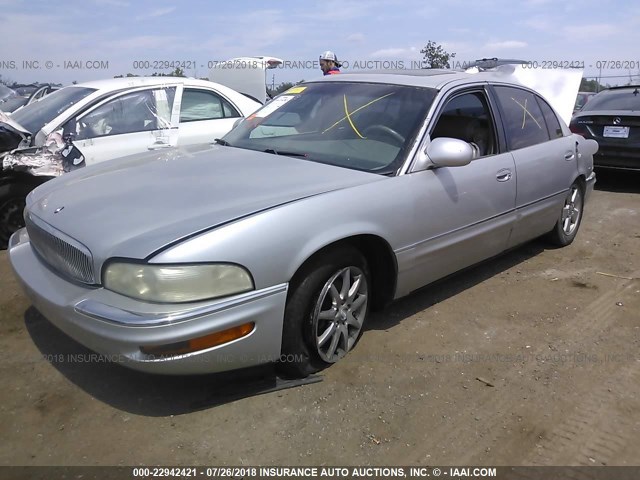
[313,66,571,91]
[70,76,222,92]
[311,65,582,125]
[314,69,474,89]
[605,84,640,91]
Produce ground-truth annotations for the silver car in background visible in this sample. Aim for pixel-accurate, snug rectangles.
[8,66,598,378]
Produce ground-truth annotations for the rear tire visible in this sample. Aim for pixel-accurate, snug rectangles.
[547,181,584,247]
[278,246,370,378]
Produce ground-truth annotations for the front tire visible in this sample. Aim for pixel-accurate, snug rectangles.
[547,181,584,247]
[0,181,35,249]
[279,246,370,378]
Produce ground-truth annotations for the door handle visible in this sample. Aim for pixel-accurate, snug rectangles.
[496,169,512,182]
[564,151,575,161]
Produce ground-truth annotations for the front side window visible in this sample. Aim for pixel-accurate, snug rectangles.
[180,89,240,122]
[222,82,436,174]
[430,90,497,157]
[494,86,549,150]
[67,87,175,140]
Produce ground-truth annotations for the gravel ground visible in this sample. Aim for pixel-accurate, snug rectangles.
[1,170,639,467]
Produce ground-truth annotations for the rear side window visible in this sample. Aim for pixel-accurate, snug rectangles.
[494,86,549,150]
[536,96,563,139]
[180,89,240,122]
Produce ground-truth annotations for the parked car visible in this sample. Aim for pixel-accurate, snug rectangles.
[573,91,595,114]
[8,67,597,378]
[0,72,270,247]
[0,84,18,108]
[570,85,640,170]
[0,84,59,114]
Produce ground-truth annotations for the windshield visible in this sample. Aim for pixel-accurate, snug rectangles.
[15,86,38,96]
[11,86,96,134]
[222,82,437,174]
[582,88,640,112]
[0,96,27,113]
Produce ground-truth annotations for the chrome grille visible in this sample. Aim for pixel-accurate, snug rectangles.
[26,214,96,284]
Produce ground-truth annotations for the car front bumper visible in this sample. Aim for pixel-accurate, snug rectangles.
[8,229,287,375]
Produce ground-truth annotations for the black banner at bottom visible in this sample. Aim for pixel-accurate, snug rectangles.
[1,466,639,480]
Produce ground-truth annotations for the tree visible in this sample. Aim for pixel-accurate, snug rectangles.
[0,74,14,86]
[267,80,305,97]
[580,77,605,93]
[114,73,140,78]
[151,67,186,77]
[420,40,456,69]
[114,68,185,79]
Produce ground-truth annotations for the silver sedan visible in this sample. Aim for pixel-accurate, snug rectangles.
[8,67,598,377]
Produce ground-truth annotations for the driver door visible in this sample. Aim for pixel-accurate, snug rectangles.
[400,87,517,292]
[63,85,178,165]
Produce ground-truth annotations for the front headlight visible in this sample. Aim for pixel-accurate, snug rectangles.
[103,262,254,303]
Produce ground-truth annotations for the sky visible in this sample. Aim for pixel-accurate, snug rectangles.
[1,0,639,87]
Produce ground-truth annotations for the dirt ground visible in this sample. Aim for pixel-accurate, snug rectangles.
[0,170,639,468]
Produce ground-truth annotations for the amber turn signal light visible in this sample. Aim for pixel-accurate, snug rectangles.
[140,322,255,357]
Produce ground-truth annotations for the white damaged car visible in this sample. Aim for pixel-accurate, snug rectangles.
[0,57,282,247]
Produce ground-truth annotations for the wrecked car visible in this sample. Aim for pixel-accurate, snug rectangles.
[0,84,19,111]
[9,65,597,378]
[0,84,59,114]
[0,59,282,247]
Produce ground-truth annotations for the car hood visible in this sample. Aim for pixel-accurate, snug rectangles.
[467,64,583,125]
[27,144,381,261]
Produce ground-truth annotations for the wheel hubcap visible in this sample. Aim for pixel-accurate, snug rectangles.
[312,266,368,363]
[561,186,581,236]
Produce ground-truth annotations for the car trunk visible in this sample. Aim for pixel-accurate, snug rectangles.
[572,112,640,169]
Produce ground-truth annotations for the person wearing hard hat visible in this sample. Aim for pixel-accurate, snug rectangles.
[319,51,342,75]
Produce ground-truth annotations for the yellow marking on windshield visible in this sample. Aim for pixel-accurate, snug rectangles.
[343,94,365,138]
[323,92,395,134]
[285,86,306,94]
[511,97,543,130]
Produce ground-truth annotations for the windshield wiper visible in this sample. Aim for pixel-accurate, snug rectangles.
[263,148,307,157]
[213,138,232,146]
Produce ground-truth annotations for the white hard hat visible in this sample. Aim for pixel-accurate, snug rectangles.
[319,51,341,67]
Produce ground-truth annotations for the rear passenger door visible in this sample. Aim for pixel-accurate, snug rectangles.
[491,85,578,247]
[176,88,242,146]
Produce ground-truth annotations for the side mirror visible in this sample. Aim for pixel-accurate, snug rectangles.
[232,118,243,129]
[427,137,476,167]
